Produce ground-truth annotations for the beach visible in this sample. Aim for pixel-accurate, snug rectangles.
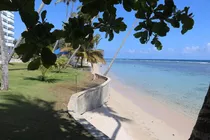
[81,64,196,140]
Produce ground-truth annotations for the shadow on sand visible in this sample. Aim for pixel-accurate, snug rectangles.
[88,104,132,140]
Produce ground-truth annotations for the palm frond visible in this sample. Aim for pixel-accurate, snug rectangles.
[88,50,106,64]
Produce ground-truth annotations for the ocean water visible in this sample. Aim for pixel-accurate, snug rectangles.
[101,59,210,119]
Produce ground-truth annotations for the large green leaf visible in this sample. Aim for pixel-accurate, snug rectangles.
[135,8,146,19]
[19,10,39,29]
[134,23,144,31]
[42,0,52,5]
[155,40,162,50]
[181,15,194,34]
[41,10,47,22]
[41,47,57,68]
[152,22,170,37]
[0,0,17,11]
[15,43,37,62]
[134,32,143,38]
[28,58,41,70]
[52,30,65,40]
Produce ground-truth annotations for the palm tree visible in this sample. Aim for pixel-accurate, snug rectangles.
[92,34,101,49]
[76,49,105,79]
[104,19,138,76]
[8,2,46,63]
[0,11,9,90]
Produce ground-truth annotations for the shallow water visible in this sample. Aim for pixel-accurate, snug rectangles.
[101,59,210,119]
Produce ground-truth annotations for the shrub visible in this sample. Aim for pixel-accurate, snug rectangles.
[55,56,68,72]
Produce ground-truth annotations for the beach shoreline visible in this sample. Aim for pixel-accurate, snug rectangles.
[82,64,195,140]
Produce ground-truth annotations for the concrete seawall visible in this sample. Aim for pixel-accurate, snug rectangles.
[68,74,111,115]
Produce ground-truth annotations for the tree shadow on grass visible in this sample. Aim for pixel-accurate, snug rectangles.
[23,77,62,83]
[9,68,27,71]
[51,71,69,74]
[0,94,95,140]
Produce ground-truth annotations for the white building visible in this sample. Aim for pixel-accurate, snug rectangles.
[1,11,15,53]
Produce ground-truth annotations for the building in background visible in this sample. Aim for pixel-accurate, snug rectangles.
[1,11,15,53]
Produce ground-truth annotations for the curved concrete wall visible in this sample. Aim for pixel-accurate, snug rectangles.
[68,74,111,115]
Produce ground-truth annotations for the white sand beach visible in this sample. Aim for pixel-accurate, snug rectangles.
[81,64,195,140]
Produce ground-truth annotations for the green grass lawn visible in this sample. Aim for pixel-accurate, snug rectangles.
[0,63,103,140]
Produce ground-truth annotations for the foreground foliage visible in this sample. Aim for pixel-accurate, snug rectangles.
[0,0,194,69]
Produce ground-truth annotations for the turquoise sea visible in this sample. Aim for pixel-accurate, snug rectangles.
[101,59,210,119]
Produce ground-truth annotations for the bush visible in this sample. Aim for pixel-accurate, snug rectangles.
[39,65,53,81]
[55,56,68,72]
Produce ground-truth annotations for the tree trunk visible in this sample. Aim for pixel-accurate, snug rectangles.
[70,2,74,18]
[0,11,9,90]
[80,57,83,67]
[189,86,210,140]
[66,4,69,21]
[65,45,81,68]
[91,63,96,80]
[75,57,79,67]
[52,40,59,52]
[8,2,45,63]
[103,19,138,76]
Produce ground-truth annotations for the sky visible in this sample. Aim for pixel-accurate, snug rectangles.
[14,0,210,60]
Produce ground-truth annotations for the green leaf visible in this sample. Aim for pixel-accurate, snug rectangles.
[15,43,37,62]
[28,58,41,70]
[135,9,146,19]
[134,32,142,38]
[134,23,143,31]
[152,22,170,37]
[123,0,133,12]
[169,19,180,28]
[108,31,114,41]
[147,0,158,8]
[41,10,47,22]
[19,10,39,29]
[181,15,194,34]
[52,30,64,40]
[103,12,109,21]
[42,0,52,5]
[151,36,162,50]
[0,1,17,11]
[140,31,148,44]
[155,40,162,50]
[155,4,164,11]
[41,47,57,68]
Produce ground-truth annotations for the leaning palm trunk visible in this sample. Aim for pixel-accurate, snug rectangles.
[64,45,81,68]
[189,85,210,140]
[8,2,45,63]
[104,19,138,76]
[91,63,97,80]
[80,56,84,67]
[0,11,9,90]
[52,40,59,52]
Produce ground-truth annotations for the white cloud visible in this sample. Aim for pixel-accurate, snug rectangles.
[167,48,175,52]
[139,50,149,54]
[127,47,176,54]
[182,43,210,54]
[182,46,200,54]
[204,43,210,52]
[127,49,136,54]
